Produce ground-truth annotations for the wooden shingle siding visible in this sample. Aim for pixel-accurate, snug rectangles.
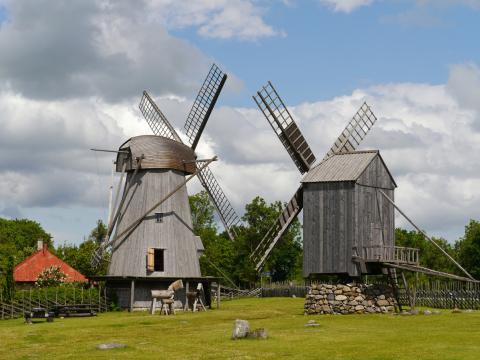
[303,152,396,278]
[303,182,355,277]
[108,169,202,278]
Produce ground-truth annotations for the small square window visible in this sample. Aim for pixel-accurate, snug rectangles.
[155,213,163,223]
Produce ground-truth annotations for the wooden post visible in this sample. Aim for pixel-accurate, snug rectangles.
[130,280,135,312]
[401,272,413,309]
[98,285,101,313]
[103,286,107,312]
[216,283,221,309]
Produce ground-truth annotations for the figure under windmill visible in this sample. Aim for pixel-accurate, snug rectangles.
[251,81,475,288]
[92,64,240,310]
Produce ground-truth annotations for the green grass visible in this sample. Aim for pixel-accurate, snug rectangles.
[1,298,479,359]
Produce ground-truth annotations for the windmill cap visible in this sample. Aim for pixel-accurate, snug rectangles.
[116,135,197,174]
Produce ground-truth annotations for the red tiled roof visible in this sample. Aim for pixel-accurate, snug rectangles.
[13,245,87,283]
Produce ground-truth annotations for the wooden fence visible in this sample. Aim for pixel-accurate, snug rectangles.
[398,280,480,309]
[0,286,109,320]
[259,279,480,309]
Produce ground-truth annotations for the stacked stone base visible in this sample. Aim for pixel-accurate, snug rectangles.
[304,283,397,315]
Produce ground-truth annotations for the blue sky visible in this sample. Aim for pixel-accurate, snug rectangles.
[0,0,479,245]
[172,1,480,106]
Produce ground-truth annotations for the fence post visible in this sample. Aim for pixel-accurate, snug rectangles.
[103,286,107,311]
[98,285,101,313]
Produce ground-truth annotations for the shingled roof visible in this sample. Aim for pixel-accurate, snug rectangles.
[301,150,395,185]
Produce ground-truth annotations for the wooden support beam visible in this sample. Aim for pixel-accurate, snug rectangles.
[378,190,475,281]
[130,280,135,312]
[108,156,217,248]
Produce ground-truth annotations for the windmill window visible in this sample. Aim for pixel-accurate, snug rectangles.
[147,248,164,272]
[155,212,164,223]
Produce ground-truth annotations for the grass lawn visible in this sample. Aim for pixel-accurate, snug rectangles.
[1,297,479,359]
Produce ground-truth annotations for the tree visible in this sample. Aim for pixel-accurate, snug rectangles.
[88,219,107,244]
[189,192,302,287]
[189,191,216,234]
[55,220,109,278]
[239,197,302,283]
[0,218,52,297]
[395,228,456,274]
[455,220,480,279]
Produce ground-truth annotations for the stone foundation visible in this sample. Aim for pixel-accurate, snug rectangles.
[304,283,397,315]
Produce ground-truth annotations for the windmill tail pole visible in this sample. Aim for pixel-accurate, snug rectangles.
[109,156,218,248]
[378,190,475,281]
[203,257,239,290]
[107,156,143,238]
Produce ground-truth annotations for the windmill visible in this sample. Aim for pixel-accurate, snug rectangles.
[251,81,475,284]
[92,64,240,309]
[251,81,378,275]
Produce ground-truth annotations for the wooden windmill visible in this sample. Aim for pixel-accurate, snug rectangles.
[252,81,475,283]
[93,64,240,286]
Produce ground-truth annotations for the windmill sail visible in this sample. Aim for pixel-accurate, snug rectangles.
[139,91,182,142]
[323,102,377,160]
[184,63,227,151]
[250,186,303,271]
[253,81,316,174]
[251,96,379,272]
[197,165,240,241]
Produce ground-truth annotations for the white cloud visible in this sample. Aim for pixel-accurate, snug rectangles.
[187,66,480,242]
[319,0,374,13]
[2,65,480,243]
[147,0,282,40]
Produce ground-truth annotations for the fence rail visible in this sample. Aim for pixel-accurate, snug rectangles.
[362,245,419,265]
[0,286,109,320]
[398,280,480,309]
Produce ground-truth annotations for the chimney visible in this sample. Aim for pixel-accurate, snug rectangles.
[37,240,48,253]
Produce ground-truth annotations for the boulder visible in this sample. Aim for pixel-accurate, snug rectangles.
[247,328,268,339]
[335,295,347,301]
[232,319,250,339]
[376,299,390,306]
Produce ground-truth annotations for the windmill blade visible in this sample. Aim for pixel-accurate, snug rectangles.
[197,165,240,241]
[139,91,182,142]
[323,102,377,160]
[184,63,227,151]
[250,186,303,271]
[253,81,316,174]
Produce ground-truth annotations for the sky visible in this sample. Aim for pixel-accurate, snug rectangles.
[0,0,479,245]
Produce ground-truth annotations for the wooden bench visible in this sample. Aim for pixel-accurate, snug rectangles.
[52,304,97,317]
[24,307,55,324]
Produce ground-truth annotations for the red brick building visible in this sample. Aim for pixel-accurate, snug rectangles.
[13,241,87,286]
